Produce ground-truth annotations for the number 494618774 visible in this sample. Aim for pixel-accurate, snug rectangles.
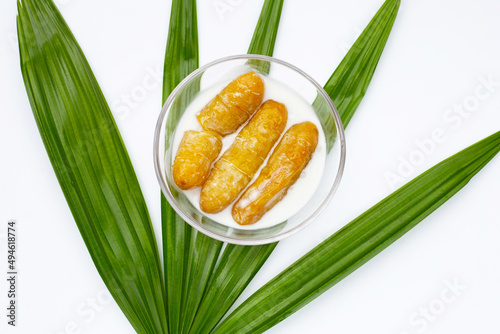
[7,221,16,272]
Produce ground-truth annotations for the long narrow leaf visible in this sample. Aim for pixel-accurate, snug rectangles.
[161,2,224,334]
[214,131,500,334]
[322,0,400,128]
[247,0,284,56]
[246,0,284,74]
[162,0,199,102]
[191,0,401,331]
[188,1,284,332]
[189,243,277,334]
[162,199,193,334]
[161,0,197,333]
[314,0,400,151]
[179,234,223,333]
[17,1,167,333]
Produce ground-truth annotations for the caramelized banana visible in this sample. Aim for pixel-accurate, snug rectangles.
[197,71,265,136]
[232,122,319,225]
[200,100,288,213]
[172,130,223,190]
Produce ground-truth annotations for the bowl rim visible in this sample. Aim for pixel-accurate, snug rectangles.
[153,54,346,245]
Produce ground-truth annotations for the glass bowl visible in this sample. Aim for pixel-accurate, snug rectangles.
[154,54,346,245]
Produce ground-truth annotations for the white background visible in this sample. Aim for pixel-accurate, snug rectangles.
[1,0,500,333]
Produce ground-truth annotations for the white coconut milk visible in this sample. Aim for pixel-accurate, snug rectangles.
[171,74,326,230]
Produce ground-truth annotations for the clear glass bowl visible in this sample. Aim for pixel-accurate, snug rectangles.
[154,54,346,245]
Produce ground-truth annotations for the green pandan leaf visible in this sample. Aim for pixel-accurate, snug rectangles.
[17,1,167,333]
[160,1,223,334]
[188,243,277,334]
[324,0,401,128]
[315,0,401,150]
[246,0,284,74]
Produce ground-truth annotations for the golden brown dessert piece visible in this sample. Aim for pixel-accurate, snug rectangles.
[200,100,288,213]
[172,130,223,190]
[232,122,319,225]
[197,71,265,136]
